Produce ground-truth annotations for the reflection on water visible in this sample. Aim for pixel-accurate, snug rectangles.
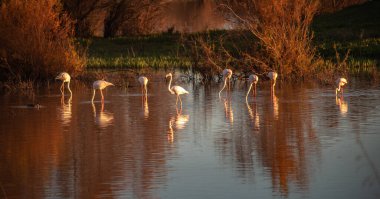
[143,97,149,119]
[168,111,190,143]
[0,78,379,198]
[272,92,279,120]
[246,100,260,130]
[223,98,234,124]
[92,102,114,129]
[336,96,348,116]
[59,95,72,127]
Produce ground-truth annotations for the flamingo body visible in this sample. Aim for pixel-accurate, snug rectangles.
[171,85,189,95]
[55,72,72,95]
[267,71,278,82]
[246,74,259,101]
[166,73,189,107]
[138,76,148,96]
[249,74,259,84]
[56,72,71,83]
[336,77,348,96]
[219,69,233,97]
[92,80,114,102]
[223,69,233,79]
[267,71,278,89]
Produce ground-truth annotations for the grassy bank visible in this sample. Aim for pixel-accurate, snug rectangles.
[85,34,192,70]
[312,0,380,76]
[86,1,380,75]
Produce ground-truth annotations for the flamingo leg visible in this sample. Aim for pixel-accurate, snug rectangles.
[100,89,104,102]
[67,81,72,96]
[176,95,179,105]
[91,101,96,117]
[60,82,64,94]
[254,84,257,97]
[179,95,183,108]
[61,95,64,105]
[228,78,231,91]
[144,85,148,96]
[91,89,96,102]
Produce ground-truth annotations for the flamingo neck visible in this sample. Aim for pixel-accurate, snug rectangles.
[336,84,341,96]
[246,83,253,101]
[91,89,96,102]
[219,77,228,97]
[67,81,72,95]
[168,76,174,94]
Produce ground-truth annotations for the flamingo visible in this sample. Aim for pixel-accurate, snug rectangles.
[138,76,148,96]
[267,71,278,88]
[219,69,233,98]
[246,74,259,101]
[91,80,114,102]
[336,77,348,96]
[55,72,72,95]
[165,73,189,108]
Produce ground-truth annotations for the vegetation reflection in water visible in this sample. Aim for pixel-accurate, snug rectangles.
[0,76,379,198]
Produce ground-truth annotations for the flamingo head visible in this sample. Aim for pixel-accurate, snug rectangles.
[166,73,173,78]
[341,78,348,85]
[106,82,114,87]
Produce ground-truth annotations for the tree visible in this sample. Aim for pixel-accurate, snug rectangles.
[215,0,320,79]
[61,0,111,37]
[0,0,85,81]
[103,0,166,37]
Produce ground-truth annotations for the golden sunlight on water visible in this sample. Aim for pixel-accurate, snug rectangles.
[0,76,379,198]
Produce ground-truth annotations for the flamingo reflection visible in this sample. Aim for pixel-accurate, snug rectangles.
[223,98,234,123]
[167,111,190,143]
[92,101,114,128]
[272,92,279,120]
[59,95,72,126]
[246,100,260,130]
[142,96,149,119]
[336,95,348,116]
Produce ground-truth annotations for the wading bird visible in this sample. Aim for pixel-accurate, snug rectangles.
[55,72,72,95]
[26,103,41,109]
[267,71,278,87]
[246,74,259,101]
[219,69,233,98]
[138,76,148,96]
[166,73,189,108]
[91,80,114,102]
[336,77,348,96]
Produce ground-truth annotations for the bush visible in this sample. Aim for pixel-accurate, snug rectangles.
[0,0,85,82]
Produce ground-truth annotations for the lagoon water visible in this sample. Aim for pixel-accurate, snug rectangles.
[0,75,379,198]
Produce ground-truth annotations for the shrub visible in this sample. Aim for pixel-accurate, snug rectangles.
[0,0,85,82]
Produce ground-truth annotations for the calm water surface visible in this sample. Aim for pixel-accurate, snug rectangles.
[0,75,379,199]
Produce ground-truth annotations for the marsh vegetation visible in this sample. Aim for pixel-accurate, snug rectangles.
[0,0,378,88]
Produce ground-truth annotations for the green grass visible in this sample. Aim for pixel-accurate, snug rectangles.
[312,0,380,41]
[85,1,380,74]
[85,33,191,69]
